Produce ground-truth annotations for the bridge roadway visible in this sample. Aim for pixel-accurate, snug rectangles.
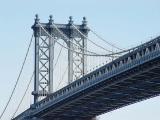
[13,36,160,120]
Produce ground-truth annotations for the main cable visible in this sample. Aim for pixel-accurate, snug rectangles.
[72,24,142,56]
[38,23,108,57]
[11,72,34,119]
[39,23,140,57]
[89,28,123,50]
[0,34,33,120]
[51,23,105,56]
[72,24,113,53]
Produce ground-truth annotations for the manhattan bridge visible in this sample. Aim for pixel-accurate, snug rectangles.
[1,15,160,120]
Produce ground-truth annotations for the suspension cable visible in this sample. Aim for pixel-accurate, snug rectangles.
[72,24,143,56]
[72,24,114,52]
[11,72,34,119]
[39,23,141,57]
[53,42,64,71]
[0,34,33,120]
[55,66,68,91]
[51,23,104,56]
[89,28,123,50]
[39,23,111,57]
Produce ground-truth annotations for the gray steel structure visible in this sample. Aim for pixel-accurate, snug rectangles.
[13,35,160,120]
[31,15,89,103]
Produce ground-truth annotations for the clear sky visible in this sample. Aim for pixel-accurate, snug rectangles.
[0,0,160,120]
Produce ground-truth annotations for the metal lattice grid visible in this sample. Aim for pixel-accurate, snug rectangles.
[71,37,87,81]
[32,15,89,103]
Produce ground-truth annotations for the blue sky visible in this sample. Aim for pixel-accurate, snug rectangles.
[0,0,160,120]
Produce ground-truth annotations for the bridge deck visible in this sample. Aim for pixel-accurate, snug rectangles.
[13,36,160,120]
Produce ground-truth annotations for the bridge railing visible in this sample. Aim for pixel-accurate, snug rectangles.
[13,36,160,119]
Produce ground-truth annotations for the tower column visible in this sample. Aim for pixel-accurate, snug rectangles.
[81,17,88,75]
[67,16,89,83]
[32,15,55,103]
[68,16,74,84]
[48,15,54,94]
[68,39,74,84]
[33,14,40,103]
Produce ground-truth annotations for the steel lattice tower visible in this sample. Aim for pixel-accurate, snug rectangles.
[32,15,89,103]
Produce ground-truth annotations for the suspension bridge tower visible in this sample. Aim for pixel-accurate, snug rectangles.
[31,14,90,103]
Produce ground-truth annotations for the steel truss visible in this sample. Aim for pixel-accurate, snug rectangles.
[32,15,89,103]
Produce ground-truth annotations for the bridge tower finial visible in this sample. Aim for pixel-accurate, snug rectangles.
[49,15,54,24]
[35,14,40,24]
[82,17,87,26]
